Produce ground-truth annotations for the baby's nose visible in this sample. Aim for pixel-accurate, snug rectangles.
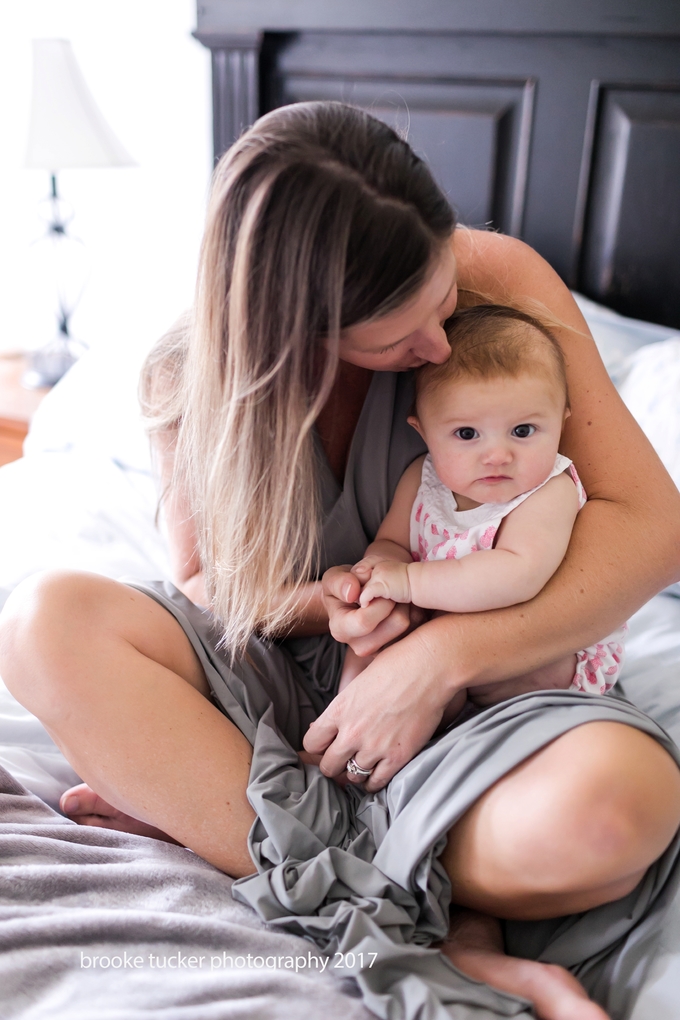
[482,444,512,465]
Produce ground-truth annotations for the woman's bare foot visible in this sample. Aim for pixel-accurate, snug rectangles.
[60,784,180,843]
[441,909,609,1020]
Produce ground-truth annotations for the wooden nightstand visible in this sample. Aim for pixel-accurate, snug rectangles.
[0,354,50,467]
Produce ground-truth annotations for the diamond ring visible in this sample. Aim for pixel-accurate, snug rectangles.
[346,757,373,777]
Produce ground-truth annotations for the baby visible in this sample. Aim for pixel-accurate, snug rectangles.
[339,304,626,716]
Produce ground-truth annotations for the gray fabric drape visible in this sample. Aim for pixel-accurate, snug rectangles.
[286,369,425,699]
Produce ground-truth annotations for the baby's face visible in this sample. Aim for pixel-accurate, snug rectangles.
[410,370,568,508]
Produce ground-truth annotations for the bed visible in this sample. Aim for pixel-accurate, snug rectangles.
[0,295,679,1019]
[2,2,680,1015]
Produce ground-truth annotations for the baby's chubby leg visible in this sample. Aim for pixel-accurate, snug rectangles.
[467,654,578,708]
[338,646,374,692]
[439,689,470,729]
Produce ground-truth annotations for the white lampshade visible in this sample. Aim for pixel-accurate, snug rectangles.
[24,39,135,170]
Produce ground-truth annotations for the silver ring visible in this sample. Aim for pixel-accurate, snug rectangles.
[346,757,373,777]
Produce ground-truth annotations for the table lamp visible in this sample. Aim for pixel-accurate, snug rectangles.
[23,39,135,388]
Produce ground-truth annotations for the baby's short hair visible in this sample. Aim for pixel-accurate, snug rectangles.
[416,304,569,409]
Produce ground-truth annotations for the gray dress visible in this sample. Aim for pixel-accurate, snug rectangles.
[124,370,680,1020]
[286,369,426,700]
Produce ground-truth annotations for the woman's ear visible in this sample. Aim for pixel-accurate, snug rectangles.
[407,415,424,437]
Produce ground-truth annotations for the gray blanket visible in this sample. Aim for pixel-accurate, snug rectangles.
[0,765,375,1020]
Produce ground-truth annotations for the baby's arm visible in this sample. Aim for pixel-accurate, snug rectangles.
[351,456,425,583]
[361,472,580,612]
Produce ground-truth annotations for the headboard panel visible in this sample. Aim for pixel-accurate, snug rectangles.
[581,87,680,329]
[195,1,680,328]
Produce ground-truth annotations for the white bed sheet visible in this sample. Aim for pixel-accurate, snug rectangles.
[0,452,170,592]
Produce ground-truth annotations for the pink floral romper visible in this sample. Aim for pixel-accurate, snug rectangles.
[409,453,626,695]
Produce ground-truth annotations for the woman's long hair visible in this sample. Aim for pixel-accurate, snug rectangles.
[157,102,455,654]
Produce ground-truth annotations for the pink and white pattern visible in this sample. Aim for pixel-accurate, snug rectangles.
[409,453,625,696]
[573,630,627,695]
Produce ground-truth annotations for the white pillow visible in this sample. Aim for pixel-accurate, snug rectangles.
[619,339,680,491]
[617,339,680,598]
[572,292,680,387]
[23,341,155,475]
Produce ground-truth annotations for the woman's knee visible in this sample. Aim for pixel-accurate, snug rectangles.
[0,571,117,718]
[1,571,210,721]
[443,722,680,918]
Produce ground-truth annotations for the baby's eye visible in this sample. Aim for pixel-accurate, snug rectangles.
[511,424,536,438]
[453,427,479,441]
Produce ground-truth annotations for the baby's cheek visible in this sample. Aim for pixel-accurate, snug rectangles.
[429,450,468,494]
[523,448,561,489]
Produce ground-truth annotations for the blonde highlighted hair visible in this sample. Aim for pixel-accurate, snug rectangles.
[144,102,455,655]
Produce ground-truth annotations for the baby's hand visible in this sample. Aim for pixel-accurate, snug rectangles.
[351,553,387,588]
[359,560,412,607]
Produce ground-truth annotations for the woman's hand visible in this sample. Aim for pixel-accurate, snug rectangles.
[298,749,350,787]
[303,623,451,791]
[322,564,424,657]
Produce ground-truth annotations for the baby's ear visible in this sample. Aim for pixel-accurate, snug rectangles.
[407,415,423,437]
[563,406,572,422]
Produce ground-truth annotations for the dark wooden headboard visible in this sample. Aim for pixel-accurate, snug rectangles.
[195,1,680,328]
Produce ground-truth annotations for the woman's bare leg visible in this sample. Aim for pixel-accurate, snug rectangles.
[0,571,255,877]
[435,721,680,1016]
[58,783,180,840]
[441,721,680,920]
[442,910,609,1020]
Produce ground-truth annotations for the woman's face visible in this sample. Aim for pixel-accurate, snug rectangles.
[339,244,458,372]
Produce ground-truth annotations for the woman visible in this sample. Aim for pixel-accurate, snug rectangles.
[1,103,680,1019]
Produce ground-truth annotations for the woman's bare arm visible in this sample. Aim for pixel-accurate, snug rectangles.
[305,230,680,789]
[152,429,206,603]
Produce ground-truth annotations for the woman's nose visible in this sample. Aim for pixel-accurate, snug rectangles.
[413,324,450,364]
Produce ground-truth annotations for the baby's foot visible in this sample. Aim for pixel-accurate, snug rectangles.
[441,910,609,1020]
[60,784,179,843]
[436,685,473,734]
